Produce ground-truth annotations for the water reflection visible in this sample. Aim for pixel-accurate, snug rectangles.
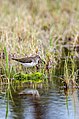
[0,83,79,119]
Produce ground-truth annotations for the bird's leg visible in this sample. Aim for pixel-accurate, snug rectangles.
[21,65,28,74]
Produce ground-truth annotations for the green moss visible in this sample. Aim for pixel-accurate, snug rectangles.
[14,72,45,83]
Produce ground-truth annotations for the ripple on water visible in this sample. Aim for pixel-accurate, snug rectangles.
[0,86,79,119]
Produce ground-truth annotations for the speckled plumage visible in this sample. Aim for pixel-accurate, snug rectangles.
[12,55,42,67]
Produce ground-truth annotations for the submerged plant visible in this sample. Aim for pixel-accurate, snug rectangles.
[2,47,14,118]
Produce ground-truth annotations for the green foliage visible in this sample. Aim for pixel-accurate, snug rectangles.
[63,54,77,88]
[64,58,69,79]
[14,72,45,83]
[4,47,9,78]
[3,47,16,79]
[64,56,76,79]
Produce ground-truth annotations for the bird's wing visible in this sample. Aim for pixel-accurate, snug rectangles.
[12,57,32,63]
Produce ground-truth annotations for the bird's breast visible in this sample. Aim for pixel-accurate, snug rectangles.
[21,62,38,67]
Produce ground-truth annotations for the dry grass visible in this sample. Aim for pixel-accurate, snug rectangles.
[0,0,79,66]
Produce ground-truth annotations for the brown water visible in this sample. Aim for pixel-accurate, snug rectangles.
[0,81,79,119]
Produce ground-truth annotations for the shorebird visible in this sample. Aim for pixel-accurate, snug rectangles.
[12,55,45,67]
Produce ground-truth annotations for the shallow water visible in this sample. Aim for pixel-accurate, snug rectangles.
[0,82,79,119]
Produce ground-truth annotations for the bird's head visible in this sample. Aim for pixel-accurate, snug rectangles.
[35,55,45,64]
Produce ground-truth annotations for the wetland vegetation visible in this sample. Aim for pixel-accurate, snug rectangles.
[0,0,79,119]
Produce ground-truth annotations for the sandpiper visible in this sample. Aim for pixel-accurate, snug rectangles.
[12,55,45,67]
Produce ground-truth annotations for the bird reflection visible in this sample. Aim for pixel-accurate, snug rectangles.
[10,88,44,119]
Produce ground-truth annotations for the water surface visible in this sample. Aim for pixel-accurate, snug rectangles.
[0,82,79,119]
